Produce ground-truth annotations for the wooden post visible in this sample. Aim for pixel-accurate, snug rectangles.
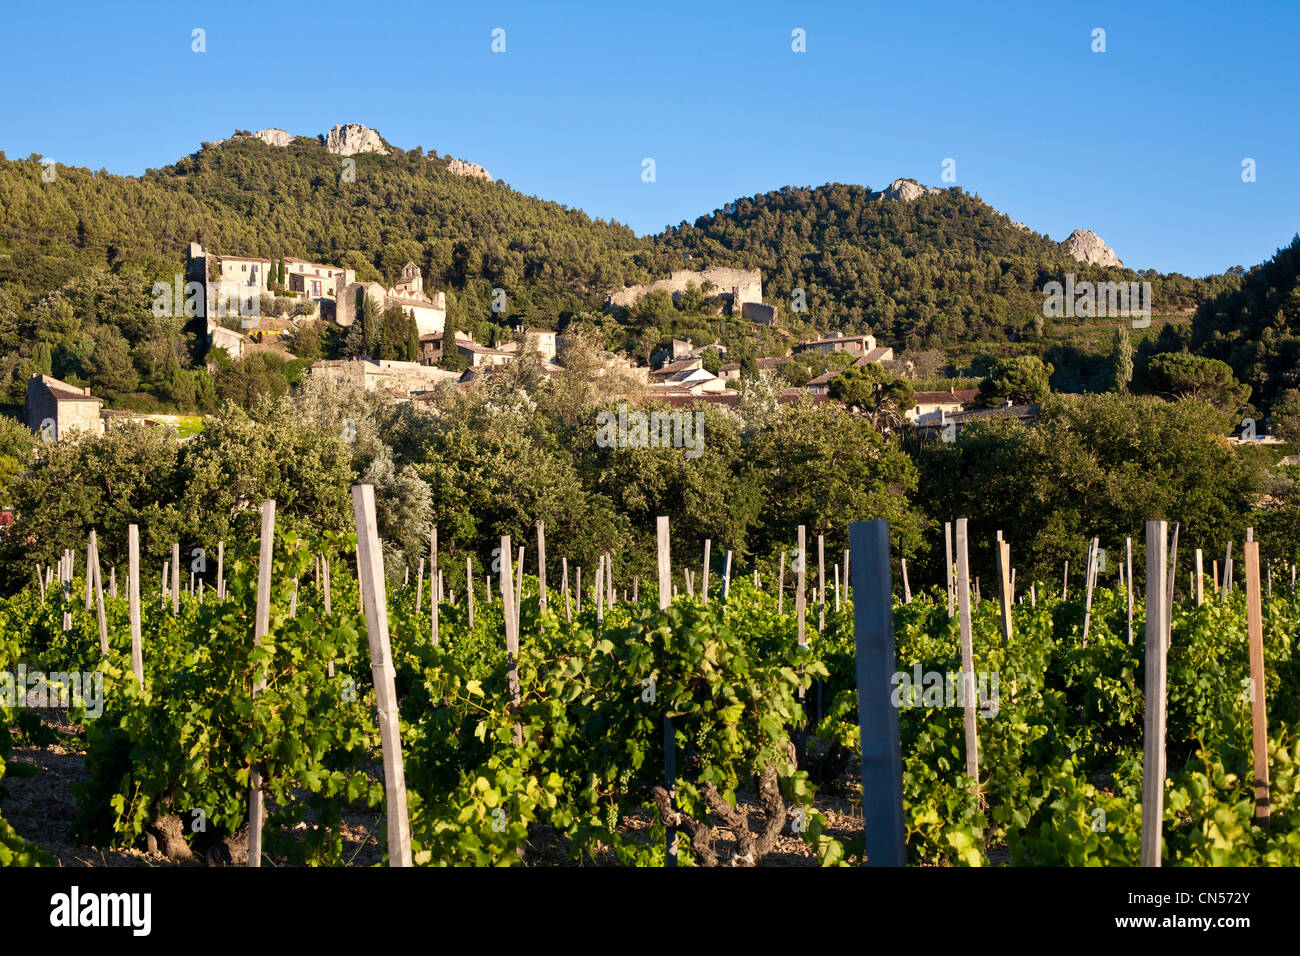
[1141,520,1169,868]
[595,554,605,623]
[467,555,474,627]
[1243,542,1271,825]
[606,550,614,607]
[850,520,906,867]
[171,542,180,615]
[160,561,168,610]
[1195,548,1204,607]
[110,565,116,599]
[416,557,424,614]
[1030,582,1037,607]
[1222,542,1233,600]
[1063,560,1069,600]
[536,520,547,610]
[996,539,1013,643]
[901,557,911,604]
[778,550,785,615]
[575,567,581,615]
[84,537,93,609]
[1082,538,1098,645]
[1127,537,1136,644]
[352,485,414,867]
[655,516,676,867]
[955,519,980,801]
[1213,559,1220,595]
[128,526,142,691]
[633,575,638,603]
[429,528,438,646]
[817,534,826,633]
[722,549,732,603]
[217,540,224,600]
[796,526,807,649]
[944,521,954,617]
[702,539,711,605]
[833,563,841,612]
[248,501,276,869]
[499,534,523,747]
[562,556,571,622]
[90,530,108,656]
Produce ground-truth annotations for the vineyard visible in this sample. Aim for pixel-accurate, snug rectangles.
[1,499,1298,867]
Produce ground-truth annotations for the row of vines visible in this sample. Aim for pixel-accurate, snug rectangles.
[2,528,1299,865]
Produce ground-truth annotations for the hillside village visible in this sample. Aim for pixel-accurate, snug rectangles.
[22,227,1023,442]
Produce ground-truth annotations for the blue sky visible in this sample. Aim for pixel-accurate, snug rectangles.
[3,0,1297,277]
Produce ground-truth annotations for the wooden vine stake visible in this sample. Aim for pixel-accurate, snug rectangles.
[428,528,437,646]
[996,538,1013,643]
[1194,548,1204,607]
[954,518,980,802]
[536,520,547,610]
[561,556,571,621]
[796,526,807,650]
[1243,541,1271,825]
[84,536,93,609]
[777,549,785,615]
[217,540,225,600]
[655,516,677,867]
[499,535,523,747]
[128,525,143,690]
[722,549,732,604]
[901,558,911,604]
[352,485,413,866]
[1082,537,1099,645]
[90,529,108,656]
[248,501,276,868]
[849,520,905,866]
[944,521,954,617]
[1141,520,1169,867]
[1127,537,1135,644]
[702,539,711,605]
[817,534,826,633]
[171,542,180,615]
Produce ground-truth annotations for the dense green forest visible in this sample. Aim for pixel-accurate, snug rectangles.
[1192,234,1300,408]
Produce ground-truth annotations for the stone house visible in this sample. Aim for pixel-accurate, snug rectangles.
[794,333,894,363]
[337,262,446,337]
[25,375,104,440]
[905,388,980,425]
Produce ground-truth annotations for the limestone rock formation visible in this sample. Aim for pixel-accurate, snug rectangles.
[447,158,492,181]
[248,128,291,147]
[324,123,390,157]
[1062,229,1122,267]
[1010,221,1030,233]
[879,178,943,202]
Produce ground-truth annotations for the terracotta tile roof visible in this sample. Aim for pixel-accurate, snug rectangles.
[33,375,101,403]
[913,389,980,404]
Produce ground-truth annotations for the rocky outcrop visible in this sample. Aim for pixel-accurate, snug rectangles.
[209,128,292,149]
[447,158,492,181]
[247,128,291,147]
[879,178,943,202]
[1010,221,1030,233]
[1063,229,1122,267]
[324,124,389,157]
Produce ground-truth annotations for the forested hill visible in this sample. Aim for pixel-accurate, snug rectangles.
[0,130,1243,359]
[642,183,1238,347]
[0,135,645,321]
[1191,234,1300,407]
